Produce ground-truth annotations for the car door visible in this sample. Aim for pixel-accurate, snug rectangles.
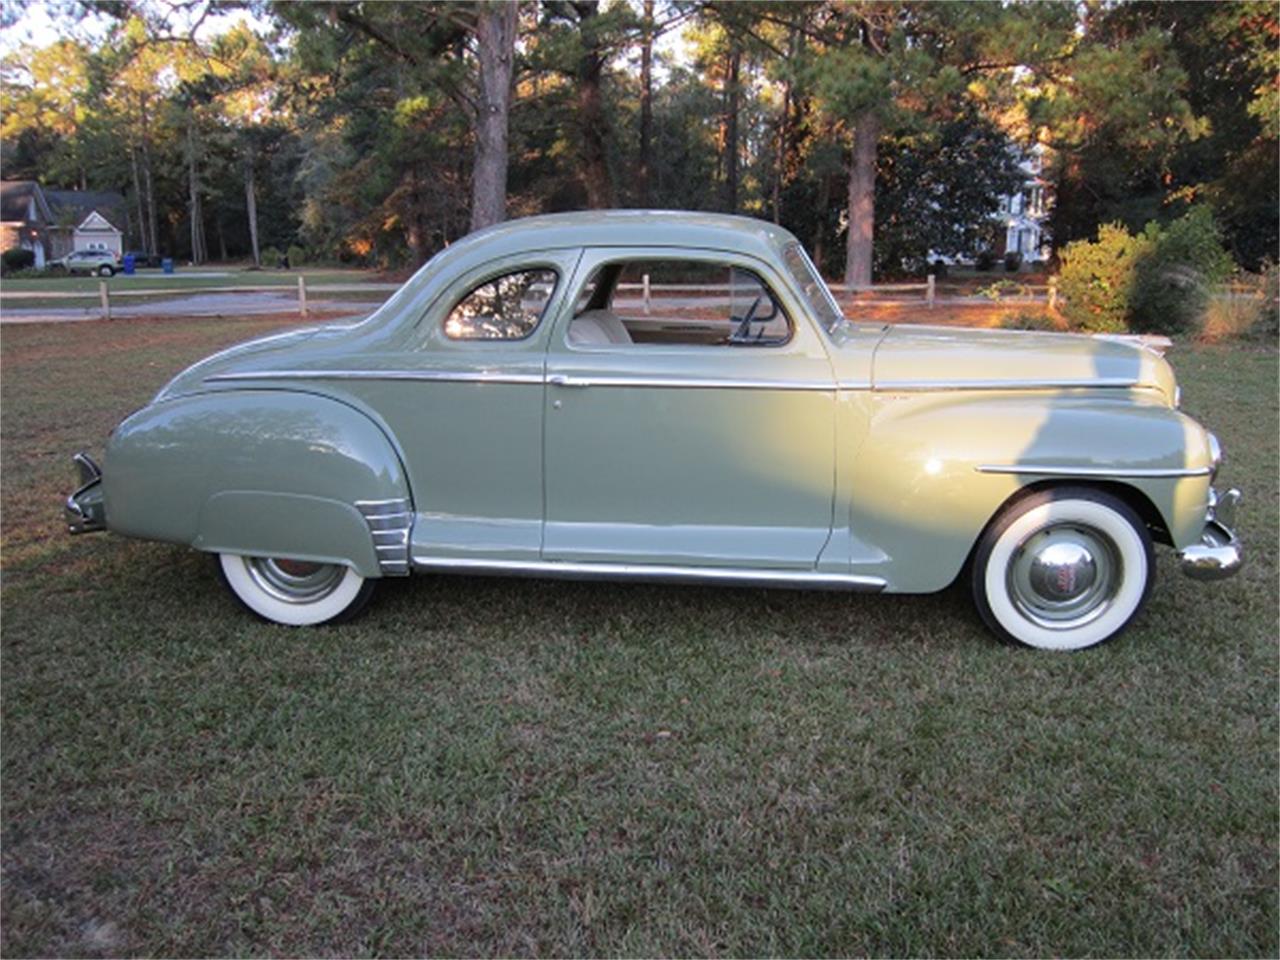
[542,247,837,570]
[335,250,582,563]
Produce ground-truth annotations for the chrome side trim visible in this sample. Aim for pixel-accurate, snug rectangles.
[411,555,887,591]
[206,370,544,385]
[976,464,1213,479]
[547,374,835,391]
[874,377,1140,392]
[356,498,412,576]
[205,371,1141,393]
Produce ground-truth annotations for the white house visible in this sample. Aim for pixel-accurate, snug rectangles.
[1,181,127,264]
[996,144,1051,263]
[45,190,126,259]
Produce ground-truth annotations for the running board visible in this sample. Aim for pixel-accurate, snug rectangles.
[410,555,887,592]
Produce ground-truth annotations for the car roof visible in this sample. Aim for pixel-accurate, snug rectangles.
[442,210,801,266]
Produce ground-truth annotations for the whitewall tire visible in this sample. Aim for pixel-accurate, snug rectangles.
[972,488,1154,651]
[218,554,375,626]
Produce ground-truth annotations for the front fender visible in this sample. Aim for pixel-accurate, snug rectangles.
[104,390,411,578]
[848,392,1213,592]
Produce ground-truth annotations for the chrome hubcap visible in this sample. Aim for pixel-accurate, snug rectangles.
[244,557,346,604]
[1008,524,1121,629]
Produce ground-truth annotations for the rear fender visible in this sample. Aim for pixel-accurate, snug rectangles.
[104,390,411,578]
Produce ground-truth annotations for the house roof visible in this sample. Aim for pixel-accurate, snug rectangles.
[45,189,125,231]
[0,180,51,224]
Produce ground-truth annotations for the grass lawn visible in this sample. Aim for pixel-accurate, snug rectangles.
[1,317,1276,957]
[0,268,389,312]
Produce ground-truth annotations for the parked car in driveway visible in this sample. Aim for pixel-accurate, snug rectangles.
[49,248,119,276]
[65,211,1243,649]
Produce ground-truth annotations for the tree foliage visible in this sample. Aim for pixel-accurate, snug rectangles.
[0,0,1272,280]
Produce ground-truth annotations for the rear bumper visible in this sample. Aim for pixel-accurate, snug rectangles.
[65,452,106,534]
[1178,488,1242,581]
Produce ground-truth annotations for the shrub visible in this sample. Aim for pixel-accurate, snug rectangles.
[1056,223,1152,334]
[260,245,282,267]
[1130,207,1235,334]
[999,310,1062,332]
[979,279,1021,301]
[974,250,996,272]
[1004,251,1023,273]
[2,248,36,273]
[1198,261,1278,342]
[286,244,306,268]
[929,259,948,279]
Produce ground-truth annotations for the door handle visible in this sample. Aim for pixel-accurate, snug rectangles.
[548,375,590,388]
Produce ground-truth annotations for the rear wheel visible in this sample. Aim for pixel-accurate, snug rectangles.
[972,487,1154,651]
[98,264,114,276]
[218,554,375,626]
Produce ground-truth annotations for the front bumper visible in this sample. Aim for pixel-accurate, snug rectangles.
[1178,487,1242,581]
[65,452,106,534]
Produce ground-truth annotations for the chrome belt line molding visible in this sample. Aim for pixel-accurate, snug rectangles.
[976,464,1213,478]
[206,370,1143,393]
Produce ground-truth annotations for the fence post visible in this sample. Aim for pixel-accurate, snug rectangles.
[99,280,111,321]
[297,275,308,318]
[642,273,651,315]
[1048,277,1058,311]
[926,273,936,309]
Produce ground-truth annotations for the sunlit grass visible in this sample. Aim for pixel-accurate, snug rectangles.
[1,318,1276,957]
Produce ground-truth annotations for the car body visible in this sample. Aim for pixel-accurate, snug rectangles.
[66,211,1242,649]
[50,248,119,276]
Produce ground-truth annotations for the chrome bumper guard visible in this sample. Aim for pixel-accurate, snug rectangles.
[1178,487,1242,581]
[65,452,106,534]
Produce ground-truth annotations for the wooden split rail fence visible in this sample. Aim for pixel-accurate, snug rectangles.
[3,274,1060,321]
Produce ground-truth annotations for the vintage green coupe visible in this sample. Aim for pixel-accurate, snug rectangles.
[67,211,1242,649]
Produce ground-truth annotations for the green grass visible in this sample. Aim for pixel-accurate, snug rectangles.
[2,319,1276,957]
[0,267,389,311]
[2,266,380,294]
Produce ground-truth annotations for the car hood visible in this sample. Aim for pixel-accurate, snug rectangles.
[833,324,1176,401]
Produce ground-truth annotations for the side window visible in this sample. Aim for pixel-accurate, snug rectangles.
[444,268,557,340]
[569,260,790,348]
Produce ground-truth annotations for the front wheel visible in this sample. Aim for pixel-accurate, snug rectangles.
[972,488,1154,651]
[98,264,114,277]
[218,554,376,626]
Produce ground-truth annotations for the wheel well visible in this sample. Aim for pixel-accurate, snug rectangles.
[953,478,1172,589]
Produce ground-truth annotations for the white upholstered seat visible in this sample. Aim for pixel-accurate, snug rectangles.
[569,309,633,346]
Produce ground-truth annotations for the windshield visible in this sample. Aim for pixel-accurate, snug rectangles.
[781,242,844,334]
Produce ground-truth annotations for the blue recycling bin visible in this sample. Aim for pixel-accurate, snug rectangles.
[162,257,174,274]
[122,254,135,275]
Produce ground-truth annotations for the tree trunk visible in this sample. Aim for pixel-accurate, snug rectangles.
[470,0,517,232]
[244,151,260,267]
[772,78,789,224]
[773,27,801,225]
[130,146,146,250]
[722,43,741,214]
[638,0,654,207]
[843,109,881,288]
[140,96,158,256]
[575,1,614,208]
[186,113,206,264]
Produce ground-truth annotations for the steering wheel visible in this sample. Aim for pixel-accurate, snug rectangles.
[729,295,763,342]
